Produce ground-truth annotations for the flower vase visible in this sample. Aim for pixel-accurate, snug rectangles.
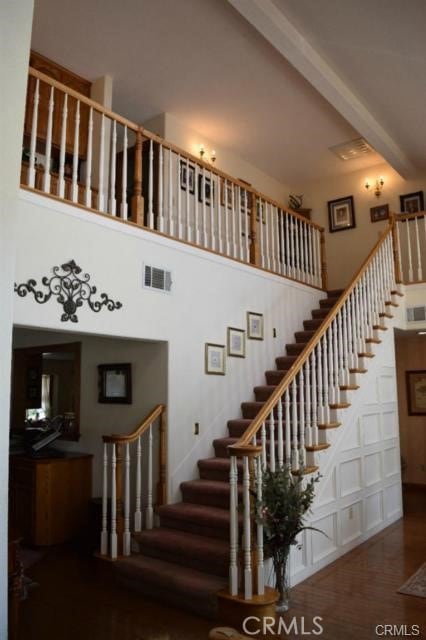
[274,549,290,612]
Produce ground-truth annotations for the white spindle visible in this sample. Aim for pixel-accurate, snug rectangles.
[177,154,182,238]
[305,359,312,447]
[237,187,242,260]
[71,100,80,203]
[414,216,422,281]
[299,369,306,467]
[279,211,285,275]
[224,180,230,255]
[332,319,340,405]
[97,114,105,211]
[396,218,403,282]
[311,349,318,445]
[110,444,117,560]
[134,435,142,532]
[58,93,68,198]
[303,222,309,283]
[229,455,239,596]
[308,226,314,285]
[146,424,154,530]
[42,86,54,193]
[259,199,265,267]
[265,206,272,270]
[231,183,236,258]
[185,159,190,241]
[315,229,322,287]
[123,442,131,556]
[337,311,344,387]
[347,293,357,370]
[210,171,216,251]
[285,214,291,277]
[242,456,252,600]
[316,341,324,425]
[327,326,335,406]
[268,204,274,271]
[109,120,117,215]
[244,190,249,262]
[284,389,291,467]
[202,168,207,247]
[85,107,93,208]
[291,379,299,472]
[256,455,265,595]
[292,218,299,278]
[28,78,40,188]
[148,139,154,229]
[168,149,174,236]
[277,397,284,468]
[322,334,330,424]
[100,443,108,555]
[158,144,164,232]
[269,410,276,472]
[261,421,267,468]
[217,174,222,254]
[120,125,128,218]
[406,219,414,282]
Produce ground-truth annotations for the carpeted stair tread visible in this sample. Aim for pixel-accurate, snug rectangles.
[254,385,278,401]
[133,528,230,577]
[275,355,298,369]
[286,342,307,355]
[294,330,315,343]
[198,457,243,482]
[265,369,288,385]
[227,418,253,437]
[181,479,241,508]
[115,554,226,618]
[213,436,239,457]
[312,308,330,319]
[319,296,340,309]
[327,289,344,298]
[303,318,324,331]
[241,401,266,418]
[158,502,234,539]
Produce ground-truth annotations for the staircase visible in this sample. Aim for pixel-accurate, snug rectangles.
[112,289,345,617]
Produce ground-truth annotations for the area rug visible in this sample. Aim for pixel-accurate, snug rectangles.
[397,562,426,598]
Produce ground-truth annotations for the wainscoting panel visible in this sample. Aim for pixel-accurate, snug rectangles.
[365,490,384,531]
[340,457,362,497]
[340,501,363,546]
[365,452,382,487]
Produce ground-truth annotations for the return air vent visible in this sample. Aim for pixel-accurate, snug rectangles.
[144,265,172,293]
[329,137,374,161]
[407,306,426,322]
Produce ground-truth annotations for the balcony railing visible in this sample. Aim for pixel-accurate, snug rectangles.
[394,211,426,284]
[21,67,327,290]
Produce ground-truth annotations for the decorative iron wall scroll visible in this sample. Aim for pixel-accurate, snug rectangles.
[15,260,123,323]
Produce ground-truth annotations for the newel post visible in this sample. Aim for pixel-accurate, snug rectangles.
[156,409,167,506]
[389,213,402,284]
[249,193,261,267]
[130,129,144,225]
[320,229,328,290]
[115,442,124,555]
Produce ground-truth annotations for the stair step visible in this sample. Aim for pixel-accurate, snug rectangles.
[294,330,315,343]
[366,337,381,344]
[158,503,233,540]
[359,352,375,358]
[373,324,388,331]
[327,289,344,298]
[254,385,278,401]
[379,312,393,319]
[265,369,288,385]
[198,458,242,482]
[241,401,265,419]
[303,318,324,331]
[275,355,298,369]
[385,300,399,307]
[329,402,351,410]
[133,528,230,578]
[286,342,307,356]
[349,367,367,374]
[181,478,240,508]
[318,421,342,430]
[340,384,359,391]
[114,554,226,619]
[319,297,339,309]
[312,308,330,319]
[227,418,253,437]
[305,443,331,452]
[391,289,404,297]
[213,436,239,457]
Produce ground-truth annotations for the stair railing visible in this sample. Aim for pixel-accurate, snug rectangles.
[227,222,400,600]
[100,404,166,560]
[22,67,326,290]
[393,210,426,283]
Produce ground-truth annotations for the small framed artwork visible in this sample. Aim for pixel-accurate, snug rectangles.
[198,173,214,205]
[328,196,355,233]
[227,327,246,358]
[406,369,426,415]
[370,203,389,223]
[205,343,225,375]
[400,191,424,214]
[247,311,264,340]
[98,363,132,404]
[180,160,195,194]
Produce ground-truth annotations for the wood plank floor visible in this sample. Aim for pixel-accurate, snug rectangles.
[18,487,426,640]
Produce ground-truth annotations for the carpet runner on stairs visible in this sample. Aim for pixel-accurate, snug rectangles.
[114,289,345,617]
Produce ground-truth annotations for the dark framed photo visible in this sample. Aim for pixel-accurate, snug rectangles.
[198,173,214,206]
[205,343,225,375]
[406,370,426,415]
[227,327,246,358]
[98,363,132,404]
[370,203,389,223]
[180,160,195,194]
[247,311,264,340]
[221,180,234,209]
[328,196,355,233]
[399,191,424,214]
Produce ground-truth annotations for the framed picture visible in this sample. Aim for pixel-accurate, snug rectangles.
[247,311,264,340]
[227,327,246,358]
[98,363,132,404]
[370,203,389,223]
[198,173,214,205]
[180,160,195,194]
[406,369,426,415]
[205,343,225,375]
[328,196,355,233]
[400,191,424,214]
[221,180,234,209]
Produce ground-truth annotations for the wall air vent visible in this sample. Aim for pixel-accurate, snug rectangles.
[407,306,426,323]
[143,265,172,293]
[329,137,374,161]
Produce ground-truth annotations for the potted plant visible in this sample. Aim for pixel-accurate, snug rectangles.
[256,465,322,612]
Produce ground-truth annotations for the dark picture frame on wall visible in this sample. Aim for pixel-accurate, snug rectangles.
[399,191,424,214]
[328,196,356,233]
[180,160,195,194]
[406,369,426,415]
[370,203,389,223]
[98,363,132,404]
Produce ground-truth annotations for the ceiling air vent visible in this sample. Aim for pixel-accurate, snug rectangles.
[407,306,426,323]
[329,137,374,161]
[144,265,172,293]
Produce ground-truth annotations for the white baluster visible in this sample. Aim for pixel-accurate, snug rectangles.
[43,86,54,193]
[256,455,265,596]
[322,334,330,424]
[120,125,128,219]
[315,229,322,287]
[259,199,265,268]
[277,397,284,468]
[237,186,242,260]
[185,158,190,241]
[316,341,324,425]
[327,326,335,406]
[396,218,403,282]
[229,455,239,596]
[202,168,207,247]
[303,221,309,283]
[210,171,215,251]
[305,359,312,448]
[85,107,93,208]
[194,166,200,244]
[413,216,422,281]
[337,310,344,387]
[109,120,117,215]
[134,435,142,532]
[311,349,318,445]
[279,210,285,275]
[284,389,291,467]
[291,379,299,472]
[110,444,117,560]
[285,214,291,277]
[168,149,174,236]
[217,173,222,254]
[148,139,154,228]
[294,218,300,279]
[145,424,154,530]
[224,180,230,255]
[28,78,40,188]
[100,443,108,555]
[347,293,357,370]
[177,154,182,238]
[333,319,340,405]
[242,456,252,600]
[123,442,131,556]
[269,410,275,472]
[268,204,274,271]
[97,114,105,212]
[406,219,414,282]
[244,190,249,262]
[58,93,68,198]
[231,183,236,258]
[341,303,350,387]
[299,369,306,467]
[261,421,267,468]
[158,144,164,232]
[308,225,314,285]
[71,100,80,203]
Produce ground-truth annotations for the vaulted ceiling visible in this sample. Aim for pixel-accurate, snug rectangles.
[31,0,424,184]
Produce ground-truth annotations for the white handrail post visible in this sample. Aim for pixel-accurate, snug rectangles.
[134,435,142,532]
[42,85,54,194]
[242,456,252,600]
[123,442,131,556]
[145,423,154,530]
[110,444,118,560]
[100,443,108,555]
[85,107,94,208]
[229,454,239,596]
[256,455,265,596]
[28,78,40,188]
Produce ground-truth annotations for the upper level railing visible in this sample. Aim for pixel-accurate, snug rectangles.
[394,211,426,284]
[21,67,327,290]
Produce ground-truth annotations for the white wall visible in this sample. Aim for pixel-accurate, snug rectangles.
[0,2,34,638]
[293,161,426,289]
[143,112,291,204]
[14,190,322,499]
[13,329,168,495]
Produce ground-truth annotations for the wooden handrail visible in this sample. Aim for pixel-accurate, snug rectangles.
[103,404,166,443]
[229,225,394,452]
[29,66,324,233]
[396,210,426,221]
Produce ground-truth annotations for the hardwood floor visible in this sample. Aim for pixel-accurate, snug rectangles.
[18,487,426,640]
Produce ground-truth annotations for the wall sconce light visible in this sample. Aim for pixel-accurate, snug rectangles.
[199,145,217,164]
[365,176,384,198]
